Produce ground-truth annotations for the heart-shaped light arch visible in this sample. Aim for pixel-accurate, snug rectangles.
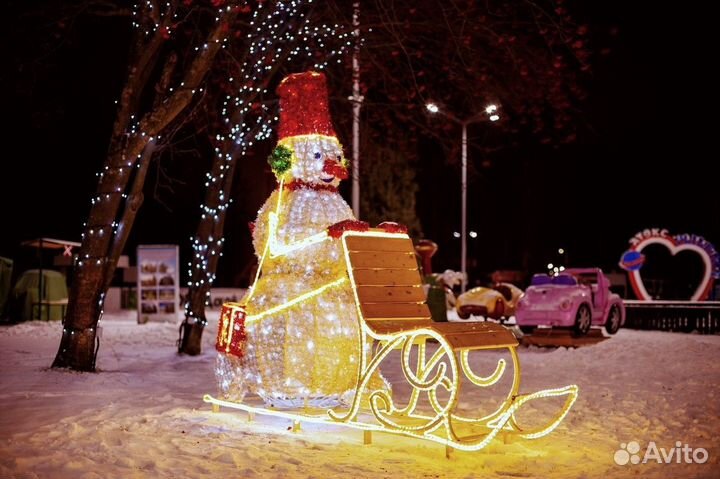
[621,231,718,301]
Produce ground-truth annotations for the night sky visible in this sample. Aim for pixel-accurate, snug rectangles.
[2,1,717,289]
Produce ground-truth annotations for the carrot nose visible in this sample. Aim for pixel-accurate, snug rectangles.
[323,158,348,180]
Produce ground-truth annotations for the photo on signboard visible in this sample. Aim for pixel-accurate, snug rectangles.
[141,289,157,301]
[140,261,158,273]
[158,302,175,314]
[141,302,157,314]
[159,289,175,301]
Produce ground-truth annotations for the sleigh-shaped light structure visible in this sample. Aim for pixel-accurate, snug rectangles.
[204,230,578,453]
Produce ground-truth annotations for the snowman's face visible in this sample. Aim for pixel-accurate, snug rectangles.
[282,135,348,187]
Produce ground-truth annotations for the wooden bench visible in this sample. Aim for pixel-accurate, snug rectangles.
[346,232,518,349]
[337,230,578,453]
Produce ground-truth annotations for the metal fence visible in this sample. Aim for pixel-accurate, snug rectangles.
[624,300,720,334]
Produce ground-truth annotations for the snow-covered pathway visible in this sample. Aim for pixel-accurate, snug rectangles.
[1,312,718,478]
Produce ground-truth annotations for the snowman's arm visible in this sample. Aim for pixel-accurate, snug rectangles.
[251,191,278,256]
[267,212,329,258]
[327,219,370,238]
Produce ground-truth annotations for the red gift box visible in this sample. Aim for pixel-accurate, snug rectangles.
[216,303,248,358]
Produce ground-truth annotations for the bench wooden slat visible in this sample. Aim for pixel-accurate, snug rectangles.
[365,319,434,335]
[362,302,431,320]
[431,322,518,349]
[345,235,415,252]
[356,285,426,303]
[343,231,518,351]
[363,319,518,349]
[348,251,418,269]
[352,268,423,286]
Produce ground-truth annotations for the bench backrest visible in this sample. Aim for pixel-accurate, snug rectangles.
[342,232,432,334]
[342,230,519,349]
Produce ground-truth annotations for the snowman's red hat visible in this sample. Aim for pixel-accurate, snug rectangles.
[277,71,337,140]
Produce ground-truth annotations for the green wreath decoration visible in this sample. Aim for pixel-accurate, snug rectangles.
[268,144,293,175]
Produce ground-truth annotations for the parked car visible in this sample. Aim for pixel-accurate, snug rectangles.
[455,283,524,321]
[515,268,625,336]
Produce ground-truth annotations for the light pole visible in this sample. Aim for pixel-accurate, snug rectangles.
[350,1,362,219]
[427,102,500,293]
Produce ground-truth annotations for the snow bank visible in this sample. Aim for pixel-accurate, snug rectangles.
[1,311,718,478]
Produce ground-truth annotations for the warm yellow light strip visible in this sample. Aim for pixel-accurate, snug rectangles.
[204,384,577,452]
[339,230,412,346]
[514,385,579,439]
[278,133,341,147]
[336,232,376,421]
[242,179,285,305]
[461,352,506,387]
[366,331,457,436]
[340,231,464,444]
[327,334,404,423]
[243,178,347,322]
[393,340,425,417]
[455,347,522,426]
[224,309,234,354]
[401,338,447,391]
[245,276,347,323]
[268,212,330,257]
[209,230,580,453]
[343,231,578,446]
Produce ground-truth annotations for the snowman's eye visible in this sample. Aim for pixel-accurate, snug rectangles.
[337,155,342,160]
[314,152,322,159]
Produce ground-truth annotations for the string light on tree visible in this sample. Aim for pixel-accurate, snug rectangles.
[184,0,353,329]
[55,0,246,372]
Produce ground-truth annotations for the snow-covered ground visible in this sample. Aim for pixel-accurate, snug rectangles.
[1,310,718,479]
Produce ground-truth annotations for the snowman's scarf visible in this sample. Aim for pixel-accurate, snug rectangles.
[284,178,338,193]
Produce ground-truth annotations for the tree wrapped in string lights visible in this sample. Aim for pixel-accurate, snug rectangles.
[53,1,240,372]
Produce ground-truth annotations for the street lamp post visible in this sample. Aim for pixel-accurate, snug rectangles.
[427,102,500,293]
[461,122,468,293]
[350,1,362,219]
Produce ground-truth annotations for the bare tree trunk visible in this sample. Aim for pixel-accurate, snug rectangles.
[53,5,238,371]
[52,137,152,371]
[178,149,238,355]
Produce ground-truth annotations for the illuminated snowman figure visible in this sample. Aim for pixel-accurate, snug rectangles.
[216,72,384,408]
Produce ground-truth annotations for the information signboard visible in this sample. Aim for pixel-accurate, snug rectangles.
[137,245,180,323]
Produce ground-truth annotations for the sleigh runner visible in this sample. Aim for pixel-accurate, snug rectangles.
[204,229,578,453]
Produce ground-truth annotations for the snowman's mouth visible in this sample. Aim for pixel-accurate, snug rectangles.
[322,158,348,182]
